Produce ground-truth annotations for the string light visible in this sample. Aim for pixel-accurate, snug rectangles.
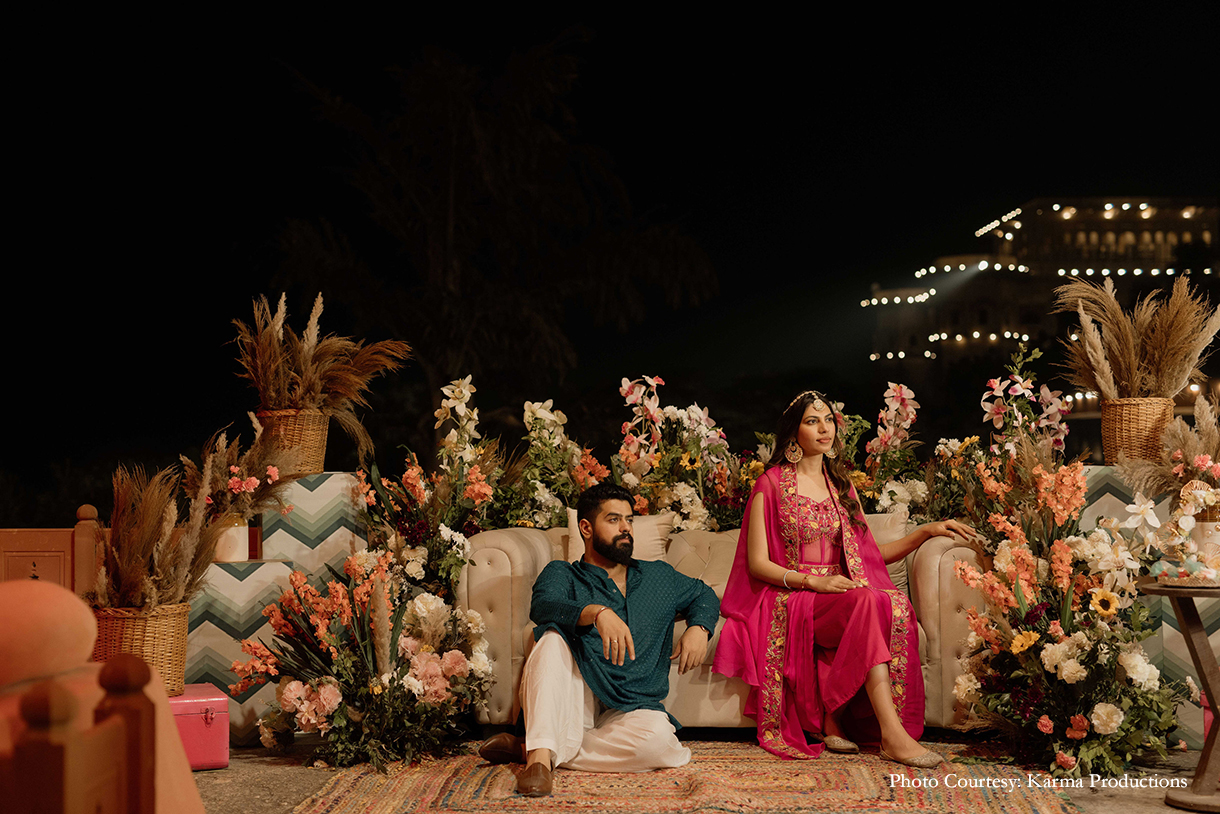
[974,207,1023,237]
[860,288,938,307]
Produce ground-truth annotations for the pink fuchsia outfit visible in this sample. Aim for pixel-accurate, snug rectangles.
[712,464,924,759]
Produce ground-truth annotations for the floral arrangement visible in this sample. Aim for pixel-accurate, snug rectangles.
[914,436,985,524]
[85,465,224,610]
[959,348,1076,554]
[355,376,497,599]
[703,449,767,531]
[1053,277,1220,401]
[180,417,303,523]
[978,346,1071,457]
[612,376,730,531]
[1118,394,1220,503]
[1148,483,1220,585]
[853,383,927,518]
[230,550,492,769]
[484,399,595,529]
[233,293,412,463]
[953,490,1183,778]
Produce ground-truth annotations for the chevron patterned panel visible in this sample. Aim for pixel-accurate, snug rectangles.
[261,473,368,577]
[186,560,296,745]
[1080,466,1172,532]
[1158,595,1220,749]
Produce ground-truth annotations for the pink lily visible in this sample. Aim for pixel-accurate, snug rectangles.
[982,399,1008,428]
[1007,374,1034,399]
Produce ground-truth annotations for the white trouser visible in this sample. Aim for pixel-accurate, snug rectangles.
[520,630,691,772]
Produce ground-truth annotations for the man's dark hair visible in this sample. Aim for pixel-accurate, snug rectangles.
[575,482,635,525]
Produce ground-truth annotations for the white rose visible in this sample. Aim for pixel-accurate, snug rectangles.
[402,675,425,698]
[470,651,492,678]
[1090,702,1124,735]
[1041,641,1070,673]
[1185,675,1201,703]
[1118,651,1160,691]
[1059,658,1088,684]
[622,472,640,489]
[405,560,425,580]
[413,592,448,622]
[953,672,981,703]
[993,543,1014,575]
[463,609,486,635]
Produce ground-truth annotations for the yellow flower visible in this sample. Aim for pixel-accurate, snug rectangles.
[962,436,979,448]
[1010,630,1040,654]
[518,519,535,528]
[370,682,384,695]
[679,452,701,471]
[420,644,435,653]
[1090,588,1121,618]
[951,469,961,481]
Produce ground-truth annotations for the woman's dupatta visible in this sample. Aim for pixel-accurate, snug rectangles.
[713,464,924,759]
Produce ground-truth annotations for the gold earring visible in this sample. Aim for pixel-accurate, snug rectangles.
[785,440,804,464]
[826,447,837,459]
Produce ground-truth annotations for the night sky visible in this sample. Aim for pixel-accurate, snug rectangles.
[6,14,1218,526]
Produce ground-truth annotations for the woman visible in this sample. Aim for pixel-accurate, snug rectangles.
[713,391,973,766]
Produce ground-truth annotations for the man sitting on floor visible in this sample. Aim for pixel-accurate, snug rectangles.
[478,482,721,797]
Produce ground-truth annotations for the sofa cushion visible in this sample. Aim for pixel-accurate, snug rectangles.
[866,513,910,594]
[565,508,675,562]
[666,529,739,600]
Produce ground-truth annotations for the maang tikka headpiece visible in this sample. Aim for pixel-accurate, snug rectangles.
[787,390,829,412]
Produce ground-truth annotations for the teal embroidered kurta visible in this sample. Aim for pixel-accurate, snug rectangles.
[530,557,720,727]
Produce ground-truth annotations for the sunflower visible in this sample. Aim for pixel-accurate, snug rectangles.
[1010,630,1041,654]
[1090,588,1121,618]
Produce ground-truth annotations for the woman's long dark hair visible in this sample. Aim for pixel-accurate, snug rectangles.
[766,391,865,527]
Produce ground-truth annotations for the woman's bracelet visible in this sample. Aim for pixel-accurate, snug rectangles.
[782,569,796,589]
[593,605,610,628]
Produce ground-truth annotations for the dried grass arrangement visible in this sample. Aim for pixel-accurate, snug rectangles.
[179,415,306,522]
[1053,277,1220,399]
[233,293,411,463]
[84,465,222,611]
[1117,394,1220,499]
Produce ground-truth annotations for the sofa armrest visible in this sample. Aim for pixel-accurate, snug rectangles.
[457,528,555,725]
[908,535,984,728]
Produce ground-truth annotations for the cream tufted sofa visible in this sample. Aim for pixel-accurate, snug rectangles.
[456,516,983,731]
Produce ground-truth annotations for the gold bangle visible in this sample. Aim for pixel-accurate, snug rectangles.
[593,606,609,628]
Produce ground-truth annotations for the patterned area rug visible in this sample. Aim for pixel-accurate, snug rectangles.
[293,741,1078,814]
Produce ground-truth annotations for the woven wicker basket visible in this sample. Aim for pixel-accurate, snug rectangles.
[91,603,190,696]
[257,408,329,475]
[1099,397,1174,464]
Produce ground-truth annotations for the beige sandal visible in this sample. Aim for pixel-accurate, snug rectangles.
[822,735,859,753]
[879,747,945,768]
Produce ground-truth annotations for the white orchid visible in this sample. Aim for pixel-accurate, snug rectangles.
[1123,493,1161,530]
[441,375,476,406]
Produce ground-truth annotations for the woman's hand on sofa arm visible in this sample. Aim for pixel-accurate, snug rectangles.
[879,519,978,564]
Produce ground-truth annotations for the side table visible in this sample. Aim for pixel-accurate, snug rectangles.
[1140,583,1220,812]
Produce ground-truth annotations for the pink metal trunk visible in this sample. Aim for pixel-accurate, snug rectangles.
[169,683,230,770]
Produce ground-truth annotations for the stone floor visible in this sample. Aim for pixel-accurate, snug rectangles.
[194,731,1205,814]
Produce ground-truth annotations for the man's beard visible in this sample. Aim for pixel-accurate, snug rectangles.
[592,530,634,565]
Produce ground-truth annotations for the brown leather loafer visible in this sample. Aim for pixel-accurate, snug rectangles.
[516,762,553,797]
[478,732,525,765]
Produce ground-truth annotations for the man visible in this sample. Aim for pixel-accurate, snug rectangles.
[478,482,721,797]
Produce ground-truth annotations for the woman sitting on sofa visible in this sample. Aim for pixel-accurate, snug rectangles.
[713,390,972,767]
